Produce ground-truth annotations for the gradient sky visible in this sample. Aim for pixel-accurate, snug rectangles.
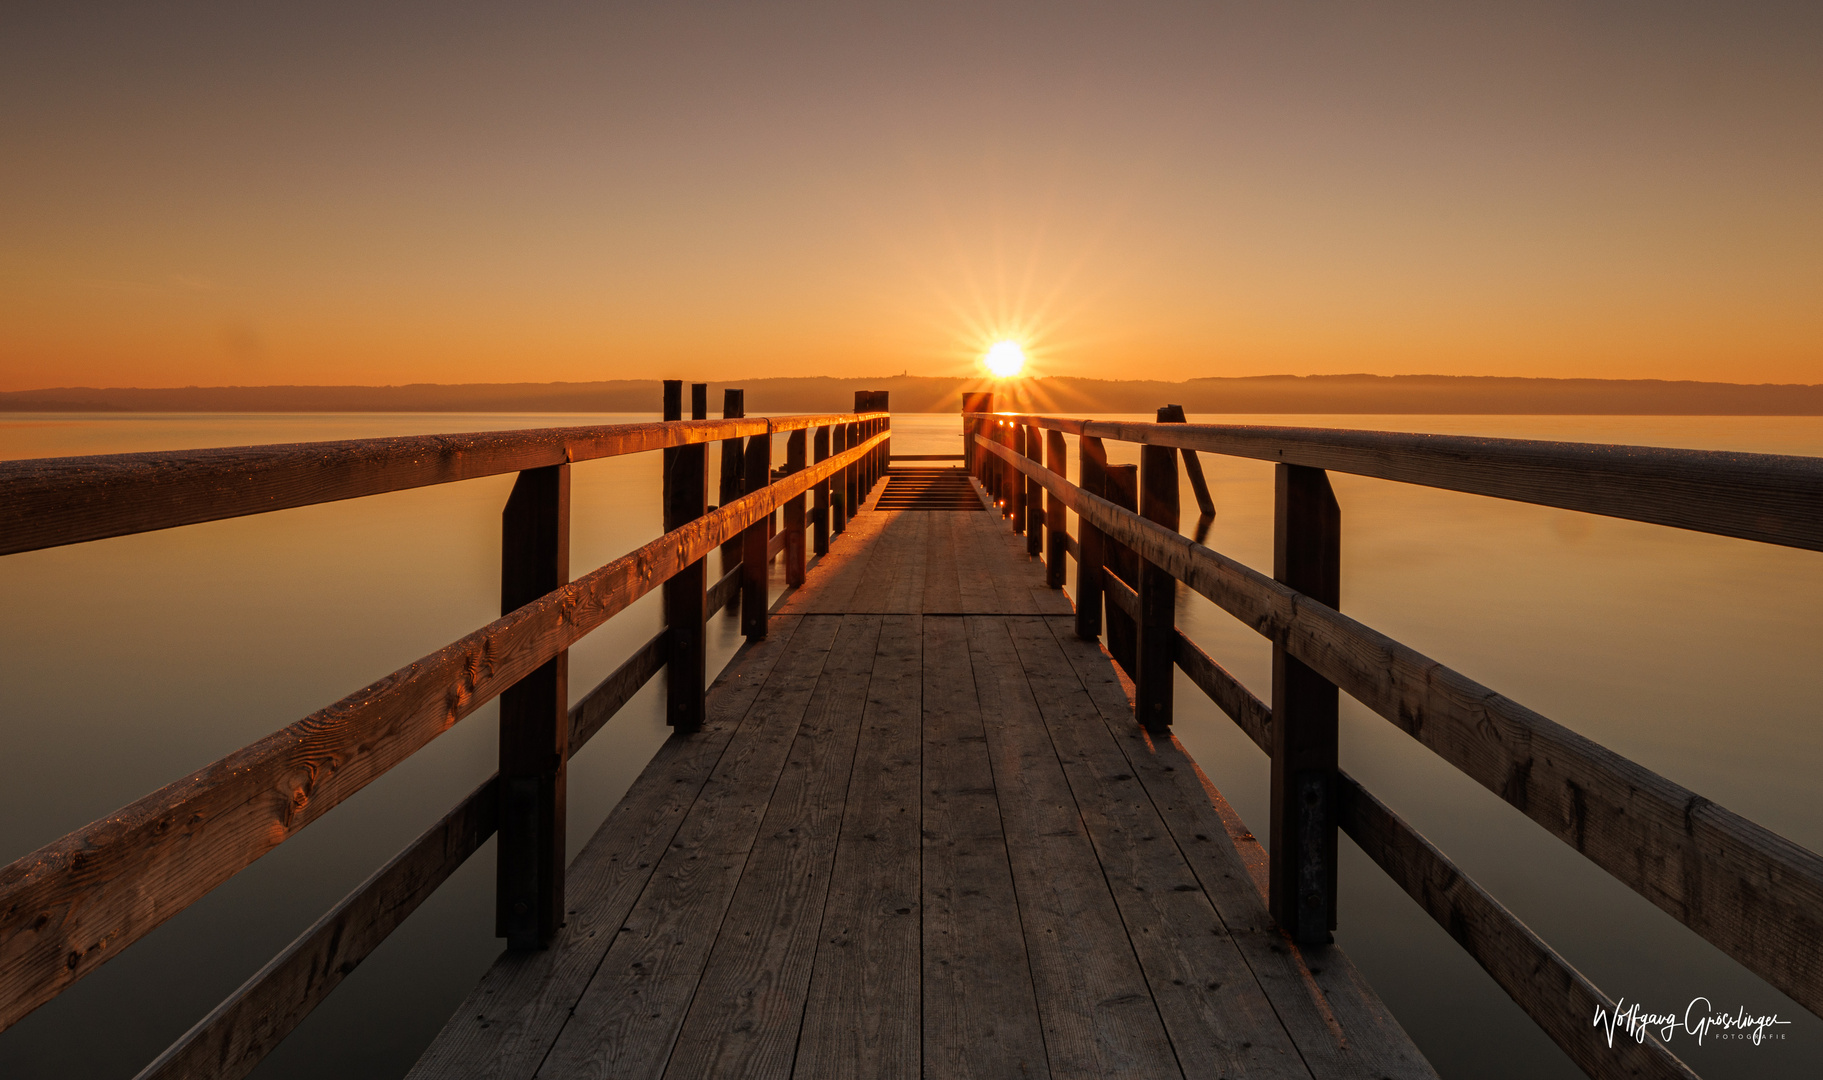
[3,2,1820,390]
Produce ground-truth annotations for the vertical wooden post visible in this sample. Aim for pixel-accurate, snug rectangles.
[1157,404,1216,517]
[1269,464,1341,944]
[1075,435,1107,639]
[846,420,860,515]
[718,389,746,599]
[1103,464,1139,675]
[742,427,772,637]
[1010,424,1027,532]
[785,428,807,585]
[1025,424,1044,558]
[498,463,569,950]
[1136,442,1179,732]
[813,425,831,555]
[1000,421,1017,518]
[962,393,994,477]
[831,422,848,536]
[663,382,707,735]
[1045,429,1067,589]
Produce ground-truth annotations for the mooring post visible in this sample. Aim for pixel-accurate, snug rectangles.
[1270,463,1341,944]
[1025,424,1044,558]
[785,427,807,585]
[1045,429,1067,588]
[1136,440,1179,732]
[718,389,746,607]
[742,426,772,638]
[663,381,707,735]
[497,461,569,950]
[1075,435,1108,639]
[813,425,831,554]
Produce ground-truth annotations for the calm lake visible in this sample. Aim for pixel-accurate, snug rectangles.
[3,412,1820,1079]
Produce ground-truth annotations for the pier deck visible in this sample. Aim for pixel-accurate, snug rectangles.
[410,475,1436,1080]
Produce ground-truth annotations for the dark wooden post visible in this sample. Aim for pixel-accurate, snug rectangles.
[663,382,707,735]
[1157,404,1215,518]
[1269,464,1341,944]
[785,428,807,585]
[692,382,707,420]
[1075,435,1107,640]
[742,427,772,638]
[1045,429,1067,588]
[1000,421,1017,517]
[813,425,831,555]
[831,422,848,535]
[1136,441,1180,732]
[961,392,994,480]
[1025,424,1044,558]
[498,463,569,950]
[846,420,861,515]
[718,389,746,599]
[1010,423,1027,532]
[1103,464,1139,675]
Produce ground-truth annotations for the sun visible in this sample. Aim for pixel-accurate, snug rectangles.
[984,340,1026,378]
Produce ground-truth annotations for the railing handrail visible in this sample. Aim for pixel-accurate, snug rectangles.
[966,412,1823,551]
[0,412,888,557]
[0,420,888,1035]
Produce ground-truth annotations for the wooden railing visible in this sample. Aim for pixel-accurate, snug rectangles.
[0,385,891,1079]
[968,409,1823,1080]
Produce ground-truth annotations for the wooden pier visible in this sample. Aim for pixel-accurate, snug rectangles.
[2,385,1821,1080]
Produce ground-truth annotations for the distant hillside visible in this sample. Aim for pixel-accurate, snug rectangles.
[3,375,1820,414]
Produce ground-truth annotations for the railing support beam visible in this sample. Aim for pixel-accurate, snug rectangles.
[1269,463,1341,944]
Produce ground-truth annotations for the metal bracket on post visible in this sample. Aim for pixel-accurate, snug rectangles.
[497,462,569,950]
[1269,463,1341,944]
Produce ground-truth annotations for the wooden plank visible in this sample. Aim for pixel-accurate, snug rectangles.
[920,616,1051,1079]
[138,777,499,1080]
[660,615,882,1078]
[568,629,667,750]
[795,614,923,1080]
[920,512,964,614]
[965,617,1183,1080]
[1044,615,1439,1080]
[533,616,845,1078]
[877,511,930,612]
[1174,631,1272,755]
[1000,617,1313,1080]
[985,435,1823,1018]
[0,433,887,1031]
[1336,774,1698,1080]
[407,616,809,1080]
[0,413,882,557]
[969,413,1823,553]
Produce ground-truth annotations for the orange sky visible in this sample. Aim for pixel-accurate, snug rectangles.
[3,2,1820,391]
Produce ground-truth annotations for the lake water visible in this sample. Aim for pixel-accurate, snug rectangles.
[2,412,1819,1078]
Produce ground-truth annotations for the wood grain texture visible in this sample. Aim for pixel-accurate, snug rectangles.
[138,776,499,1080]
[1174,632,1272,754]
[0,432,887,1030]
[966,413,1823,552]
[1336,774,1699,1080]
[0,413,886,557]
[795,614,923,1080]
[980,437,1823,1022]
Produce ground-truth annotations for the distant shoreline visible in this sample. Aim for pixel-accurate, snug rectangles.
[4,374,1821,415]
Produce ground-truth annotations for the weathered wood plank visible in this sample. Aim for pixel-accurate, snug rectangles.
[920,616,1051,1079]
[1044,615,1438,1080]
[1173,631,1272,754]
[138,776,499,1080]
[661,615,882,1078]
[985,436,1823,1019]
[533,616,844,1079]
[0,413,885,557]
[965,617,1183,1080]
[795,614,923,1080]
[1001,617,1312,1080]
[407,617,809,1080]
[0,433,887,1031]
[969,413,1823,552]
[1336,774,1699,1080]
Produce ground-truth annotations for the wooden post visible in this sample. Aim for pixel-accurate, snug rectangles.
[813,425,831,555]
[497,463,569,950]
[1010,423,1027,532]
[663,382,707,734]
[718,389,745,600]
[846,420,861,515]
[785,428,807,585]
[1157,404,1216,517]
[1045,429,1067,588]
[1075,435,1107,639]
[1136,442,1179,732]
[1025,424,1044,558]
[1000,421,1017,518]
[961,393,994,476]
[831,422,848,535]
[1103,464,1139,675]
[742,427,771,638]
[1269,464,1341,944]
